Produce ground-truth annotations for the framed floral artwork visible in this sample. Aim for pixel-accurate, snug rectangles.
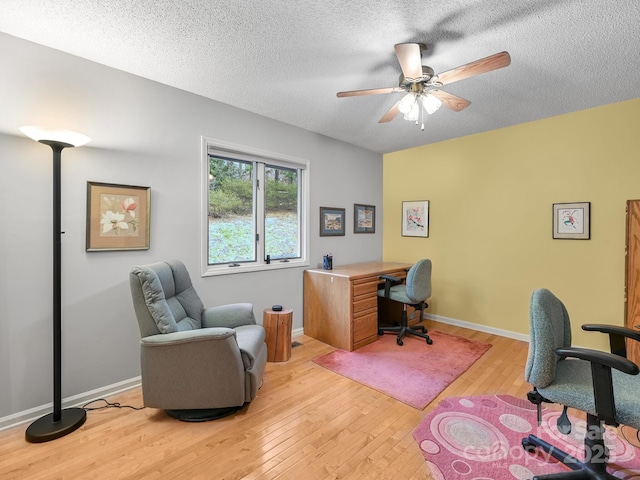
[319,206,345,236]
[553,202,590,239]
[86,182,150,251]
[402,200,429,237]
[354,204,375,233]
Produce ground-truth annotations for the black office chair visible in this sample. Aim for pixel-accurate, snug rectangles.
[377,258,433,346]
[523,288,640,479]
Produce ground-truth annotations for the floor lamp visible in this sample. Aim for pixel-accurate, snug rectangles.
[20,126,91,443]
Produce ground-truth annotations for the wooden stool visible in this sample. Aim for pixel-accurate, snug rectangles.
[263,307,293,362]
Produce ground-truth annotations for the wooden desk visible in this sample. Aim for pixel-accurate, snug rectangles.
[303,262,412,351]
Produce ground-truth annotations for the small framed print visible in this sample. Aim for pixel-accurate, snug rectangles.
[553,202,590,240]
[402,201,429,237]
[86,182,151,251]
[354,204,375,233]
[320,206,345,236]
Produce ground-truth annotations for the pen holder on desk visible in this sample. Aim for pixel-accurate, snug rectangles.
[323,255,333,270]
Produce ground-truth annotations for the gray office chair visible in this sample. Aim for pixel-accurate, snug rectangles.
[129,259,267,421]
[377,258,433,346]
[523,288,640,479]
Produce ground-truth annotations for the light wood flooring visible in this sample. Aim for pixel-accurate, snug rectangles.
[0,320,533,479]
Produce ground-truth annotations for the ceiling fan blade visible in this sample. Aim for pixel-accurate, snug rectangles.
[430,90,471,112]
[379,100,401,123]
[337,87,401,98]
[394,43,423,81]
[436,51,511,86]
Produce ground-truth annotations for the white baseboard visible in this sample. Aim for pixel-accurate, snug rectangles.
[292,327,304,338]
[0,376,141,433]
[423,313,530,343]
[298,314,530,344]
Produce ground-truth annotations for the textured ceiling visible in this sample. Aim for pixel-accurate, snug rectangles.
[1,0,639,154]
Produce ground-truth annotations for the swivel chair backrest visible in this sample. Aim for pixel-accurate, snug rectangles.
[405,259,432,304]
[525,288,573,388]
[130,259,205,338]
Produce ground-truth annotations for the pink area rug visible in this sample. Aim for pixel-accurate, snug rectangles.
[312,331,491,409]
[413,394,640,479]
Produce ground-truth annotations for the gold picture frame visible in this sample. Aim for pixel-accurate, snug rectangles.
[86,181,150,251]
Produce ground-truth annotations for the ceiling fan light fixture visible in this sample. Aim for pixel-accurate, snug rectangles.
[398,92,417,114]
[421,93,442,115]
[404,98,420,122]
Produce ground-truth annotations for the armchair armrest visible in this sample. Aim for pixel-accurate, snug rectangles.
[379,274,402,298]
[555,346,639,426]
[202,302,256,329]
[140,327,236,346]
[139,327,246,409]
[582,324,640,357]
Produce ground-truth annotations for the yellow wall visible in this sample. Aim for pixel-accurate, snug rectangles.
[383,98,640,350]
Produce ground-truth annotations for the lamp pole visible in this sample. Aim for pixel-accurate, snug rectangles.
[21,128,90,443]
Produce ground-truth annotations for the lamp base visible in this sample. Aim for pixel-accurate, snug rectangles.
[25,407,86,443]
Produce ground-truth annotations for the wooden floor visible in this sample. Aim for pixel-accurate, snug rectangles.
[0,321,532,480]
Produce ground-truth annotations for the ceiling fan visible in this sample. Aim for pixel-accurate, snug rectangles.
[337,43,511,129]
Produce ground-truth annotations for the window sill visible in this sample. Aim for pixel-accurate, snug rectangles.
[201,259,309,277]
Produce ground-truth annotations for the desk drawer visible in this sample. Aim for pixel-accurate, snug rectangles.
[353,293,377,314]
[353,310,378,343]
[353,277,379,297]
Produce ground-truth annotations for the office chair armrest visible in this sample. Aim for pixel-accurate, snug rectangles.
[556,346,639,425]
[379,274,402,298]
[555,347,639,375]
[380,274,401,283]
[582,324,640,357]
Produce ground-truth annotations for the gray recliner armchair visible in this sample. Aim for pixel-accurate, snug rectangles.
[129,259,267,421]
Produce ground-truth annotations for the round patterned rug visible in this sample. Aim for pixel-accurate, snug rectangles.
[413,394,640,479]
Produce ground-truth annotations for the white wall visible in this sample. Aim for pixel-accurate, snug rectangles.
[0,33,383,421]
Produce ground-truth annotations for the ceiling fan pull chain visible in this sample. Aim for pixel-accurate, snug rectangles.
[420,102,425,131]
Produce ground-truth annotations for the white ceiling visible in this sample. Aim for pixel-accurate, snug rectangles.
[1,0,639,154]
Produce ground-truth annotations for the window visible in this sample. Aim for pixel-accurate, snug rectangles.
[202,137,309,276]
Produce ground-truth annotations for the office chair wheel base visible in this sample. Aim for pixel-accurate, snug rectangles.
[521,438,537,453]
[426,337,433,345]
[396,338,404,346]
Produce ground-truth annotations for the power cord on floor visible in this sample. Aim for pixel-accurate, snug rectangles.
[82,398,146,412]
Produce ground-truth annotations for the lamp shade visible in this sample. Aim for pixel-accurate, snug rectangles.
[20,126,90,147]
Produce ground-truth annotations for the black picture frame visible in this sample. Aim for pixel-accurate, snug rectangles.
[354,204,375,233]
[320,206,345,236]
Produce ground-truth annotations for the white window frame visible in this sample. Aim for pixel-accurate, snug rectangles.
[201,136,310,276]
